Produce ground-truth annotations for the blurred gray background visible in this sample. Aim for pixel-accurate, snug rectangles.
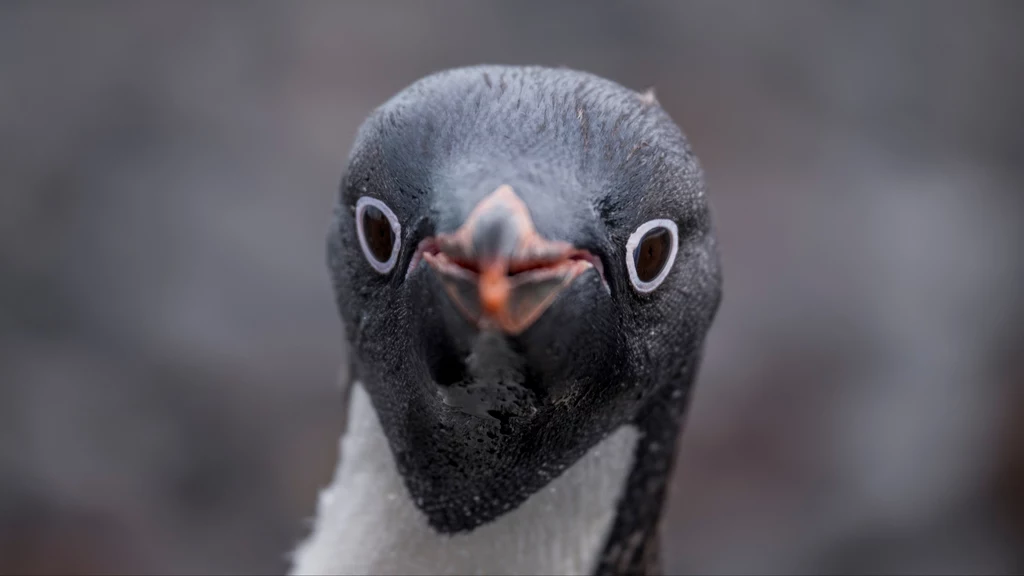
[2,1,1022,574]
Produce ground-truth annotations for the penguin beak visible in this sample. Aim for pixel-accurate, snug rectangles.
[420,185,601,335]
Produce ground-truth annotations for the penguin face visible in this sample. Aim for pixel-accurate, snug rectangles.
[328,66,722,533]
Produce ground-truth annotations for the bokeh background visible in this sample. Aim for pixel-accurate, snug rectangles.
[2,1,1022,574]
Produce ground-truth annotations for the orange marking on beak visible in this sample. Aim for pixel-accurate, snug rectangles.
[479,261,510,318]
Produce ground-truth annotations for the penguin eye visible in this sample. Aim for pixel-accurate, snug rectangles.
[625,218,679,293]
[356,196,401,274]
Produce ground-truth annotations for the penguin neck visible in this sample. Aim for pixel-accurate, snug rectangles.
[591,373,693,576]
[290,380,688,576]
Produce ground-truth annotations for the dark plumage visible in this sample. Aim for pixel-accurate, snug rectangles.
[303,65,722,576]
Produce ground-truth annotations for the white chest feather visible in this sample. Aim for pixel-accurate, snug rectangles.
[290,382,639,576]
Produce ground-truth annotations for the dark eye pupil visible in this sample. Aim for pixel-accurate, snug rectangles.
[634,227,671,282]
[362,205,394,262]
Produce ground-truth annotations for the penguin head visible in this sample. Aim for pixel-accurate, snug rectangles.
[327,66,722,532]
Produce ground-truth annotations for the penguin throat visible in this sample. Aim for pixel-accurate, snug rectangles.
[290,382,640,576]
[435,330,541,422]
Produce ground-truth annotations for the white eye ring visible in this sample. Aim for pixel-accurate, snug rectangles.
[625,218,679,293]
[355,196,402,274]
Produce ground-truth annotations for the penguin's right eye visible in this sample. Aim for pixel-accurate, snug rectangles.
[356,196,401,274]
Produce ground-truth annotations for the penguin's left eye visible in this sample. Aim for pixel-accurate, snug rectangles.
[625,218,679,293]
[356,196,401,274]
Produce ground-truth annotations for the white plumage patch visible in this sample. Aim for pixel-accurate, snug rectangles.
[290,382,639,576]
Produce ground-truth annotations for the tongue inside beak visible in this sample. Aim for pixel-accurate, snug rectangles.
[419,185,599,335]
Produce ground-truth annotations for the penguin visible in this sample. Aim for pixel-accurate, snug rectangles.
[290,65,722,576]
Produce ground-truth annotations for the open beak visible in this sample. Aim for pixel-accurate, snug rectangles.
[419,185,601,335]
